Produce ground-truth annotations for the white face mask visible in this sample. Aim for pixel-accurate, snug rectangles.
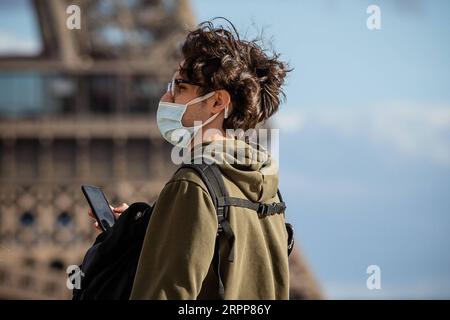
[157,92,229,148]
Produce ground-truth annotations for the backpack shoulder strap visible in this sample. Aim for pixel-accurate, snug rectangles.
[178,162,289,251]
[180,164,236,253]
[177,162,233,299]
[176,162,291,298]
[179,164,228,226]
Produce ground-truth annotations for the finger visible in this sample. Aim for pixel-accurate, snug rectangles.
[116,203,128,210]
[112,211,121,220]
[88,208,94,218]
[94,221,102,231]
[114,203,129,213]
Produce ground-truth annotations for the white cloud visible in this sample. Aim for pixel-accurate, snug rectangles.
[272,111,305,133]
[281,171,374,200]
[369,103,450,165]
[275,102,450,165]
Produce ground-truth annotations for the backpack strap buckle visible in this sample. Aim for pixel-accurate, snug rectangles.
[257,202,286,216]
[257,203,269,216]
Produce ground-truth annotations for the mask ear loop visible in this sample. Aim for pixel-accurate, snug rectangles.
[185,91,216,106]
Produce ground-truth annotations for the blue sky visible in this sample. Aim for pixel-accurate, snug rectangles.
[191,0,450,298]
[0,0,41,55]
[0,0,449,299]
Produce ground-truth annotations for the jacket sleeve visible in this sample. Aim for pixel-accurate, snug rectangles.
[129,178,217,299]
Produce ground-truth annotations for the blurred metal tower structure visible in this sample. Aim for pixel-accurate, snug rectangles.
[0,0,321,299]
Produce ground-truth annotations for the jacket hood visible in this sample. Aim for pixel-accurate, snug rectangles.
[189,139,279,202]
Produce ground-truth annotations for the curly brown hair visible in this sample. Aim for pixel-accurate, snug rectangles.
[179,18,291,131]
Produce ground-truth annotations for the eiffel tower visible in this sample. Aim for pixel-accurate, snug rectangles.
[0,0,322,299]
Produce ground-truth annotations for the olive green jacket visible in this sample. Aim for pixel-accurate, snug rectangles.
[130,139,289,299]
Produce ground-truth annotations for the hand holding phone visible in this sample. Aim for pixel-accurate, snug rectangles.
[82,185,116,231]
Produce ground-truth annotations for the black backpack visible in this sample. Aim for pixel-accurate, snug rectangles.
[71,163,294,300]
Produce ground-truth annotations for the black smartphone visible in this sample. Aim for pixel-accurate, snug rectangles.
[81,185,115,231]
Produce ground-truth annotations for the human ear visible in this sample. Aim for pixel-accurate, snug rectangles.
[212,89,231,114]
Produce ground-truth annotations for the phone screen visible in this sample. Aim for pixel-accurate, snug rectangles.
[81,185,115,231]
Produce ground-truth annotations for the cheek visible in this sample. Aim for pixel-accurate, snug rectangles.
[181,104,204,127]
[181,105,194,127]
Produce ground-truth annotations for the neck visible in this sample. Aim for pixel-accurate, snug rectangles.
[190,125,230,150]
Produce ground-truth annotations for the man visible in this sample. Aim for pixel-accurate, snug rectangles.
[90,19,291,299]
